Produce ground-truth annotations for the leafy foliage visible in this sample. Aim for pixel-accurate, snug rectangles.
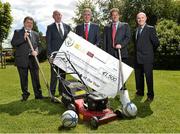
[72,0,100,25]
[0,1,12,43]
[155,19,180,69]
[0,1,13,68]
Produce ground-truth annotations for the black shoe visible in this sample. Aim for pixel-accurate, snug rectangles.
[35,95,44,100]
[51,98,58,103]
[145,97,154,102]
[21,93,30,101]
[136,91,144,96]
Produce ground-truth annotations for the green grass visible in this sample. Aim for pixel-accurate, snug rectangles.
[0,61,180,133]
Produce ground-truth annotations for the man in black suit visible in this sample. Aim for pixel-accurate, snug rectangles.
[11,16,43,101]
[103,8,131,89]
[134,12,159,101]
[46,10,71,98]
[75,8,100,46]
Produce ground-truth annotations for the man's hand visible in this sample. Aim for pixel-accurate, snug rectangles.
[48,57,54,64]
[24,32,30,40]
[31,51,38,56]
[115,44,122,49]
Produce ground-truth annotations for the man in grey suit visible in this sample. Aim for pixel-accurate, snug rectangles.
[46,10,71,99]
[103,8,131,90]
[11,16,43,101]
[134,12,159,101]
[75,8,100,46]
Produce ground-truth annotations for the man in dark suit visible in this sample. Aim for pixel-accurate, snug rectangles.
[46,10,71,98]
[75,8,100,46]
[103,8,131,63]
[103,8,131,90]
[11,16,43,101]
[134,12,159,101]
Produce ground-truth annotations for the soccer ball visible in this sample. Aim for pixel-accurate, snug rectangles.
[123,102,137,117]
[61,110,78,128]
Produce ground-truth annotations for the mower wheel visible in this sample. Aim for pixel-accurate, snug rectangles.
[90,116,99,129]
[67,103,76,112]
[115,109,123,118]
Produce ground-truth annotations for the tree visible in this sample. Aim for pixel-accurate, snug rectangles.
[73,0,100,26]
[73,0,105,46]
[0,1,13,68]
[98,0,124,24]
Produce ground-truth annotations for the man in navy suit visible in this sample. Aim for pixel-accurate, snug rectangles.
[46,10,71,98]
[75,8,100,46]
[103,8,131,90]
[134,12,159,101]
[11,16,43,101]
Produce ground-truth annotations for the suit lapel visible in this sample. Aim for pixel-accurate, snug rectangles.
[114,22,123,42]
[63,23,67,36]
[137,24,147,40]
[88,23,93,40]
[115,22,122,39]
[81,24,86,39]
[135,28,138,40]
[140,24,147,37]
[30,31,35,44]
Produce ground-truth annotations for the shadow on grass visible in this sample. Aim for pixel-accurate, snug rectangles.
[131,96,153,118]
[0,97,66,116]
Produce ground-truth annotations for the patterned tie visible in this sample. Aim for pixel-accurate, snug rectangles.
[112,23,116,47]
[85,23,88,40]
[27,30,32,41]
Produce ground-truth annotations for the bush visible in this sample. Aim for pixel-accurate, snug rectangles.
[155,19,180,69]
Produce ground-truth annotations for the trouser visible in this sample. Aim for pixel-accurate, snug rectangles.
[134,63,154,98]
[17,57,42,98]
[50,65,66,96]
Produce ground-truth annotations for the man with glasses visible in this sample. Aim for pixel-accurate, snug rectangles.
[75,8,100,46]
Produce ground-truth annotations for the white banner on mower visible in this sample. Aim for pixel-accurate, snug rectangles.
[53,31,133,97]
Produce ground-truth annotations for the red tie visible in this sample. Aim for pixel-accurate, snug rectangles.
[85,23,88,40]
[112,23,116,47]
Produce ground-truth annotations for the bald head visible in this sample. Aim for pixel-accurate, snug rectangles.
[53,10,62,23]
[136,12,147,27]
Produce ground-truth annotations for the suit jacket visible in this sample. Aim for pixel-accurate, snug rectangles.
[134,24,159,64]
[75,23,100,46]
[11,28,39,67]
[103,22,131,59]
[46,22,71,56]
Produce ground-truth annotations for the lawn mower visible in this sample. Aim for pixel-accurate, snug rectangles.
[50,51,123,129]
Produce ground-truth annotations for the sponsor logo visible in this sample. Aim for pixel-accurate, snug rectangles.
[87,51,94,58]
[65,36,74,47]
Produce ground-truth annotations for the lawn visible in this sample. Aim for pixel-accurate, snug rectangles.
[0,61,180,133]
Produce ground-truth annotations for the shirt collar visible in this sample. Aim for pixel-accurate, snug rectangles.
[113,21,120,25]
[84,22,90,25]
[56,22,63,26]
[139,23,146,29]
[24,28,32,33]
